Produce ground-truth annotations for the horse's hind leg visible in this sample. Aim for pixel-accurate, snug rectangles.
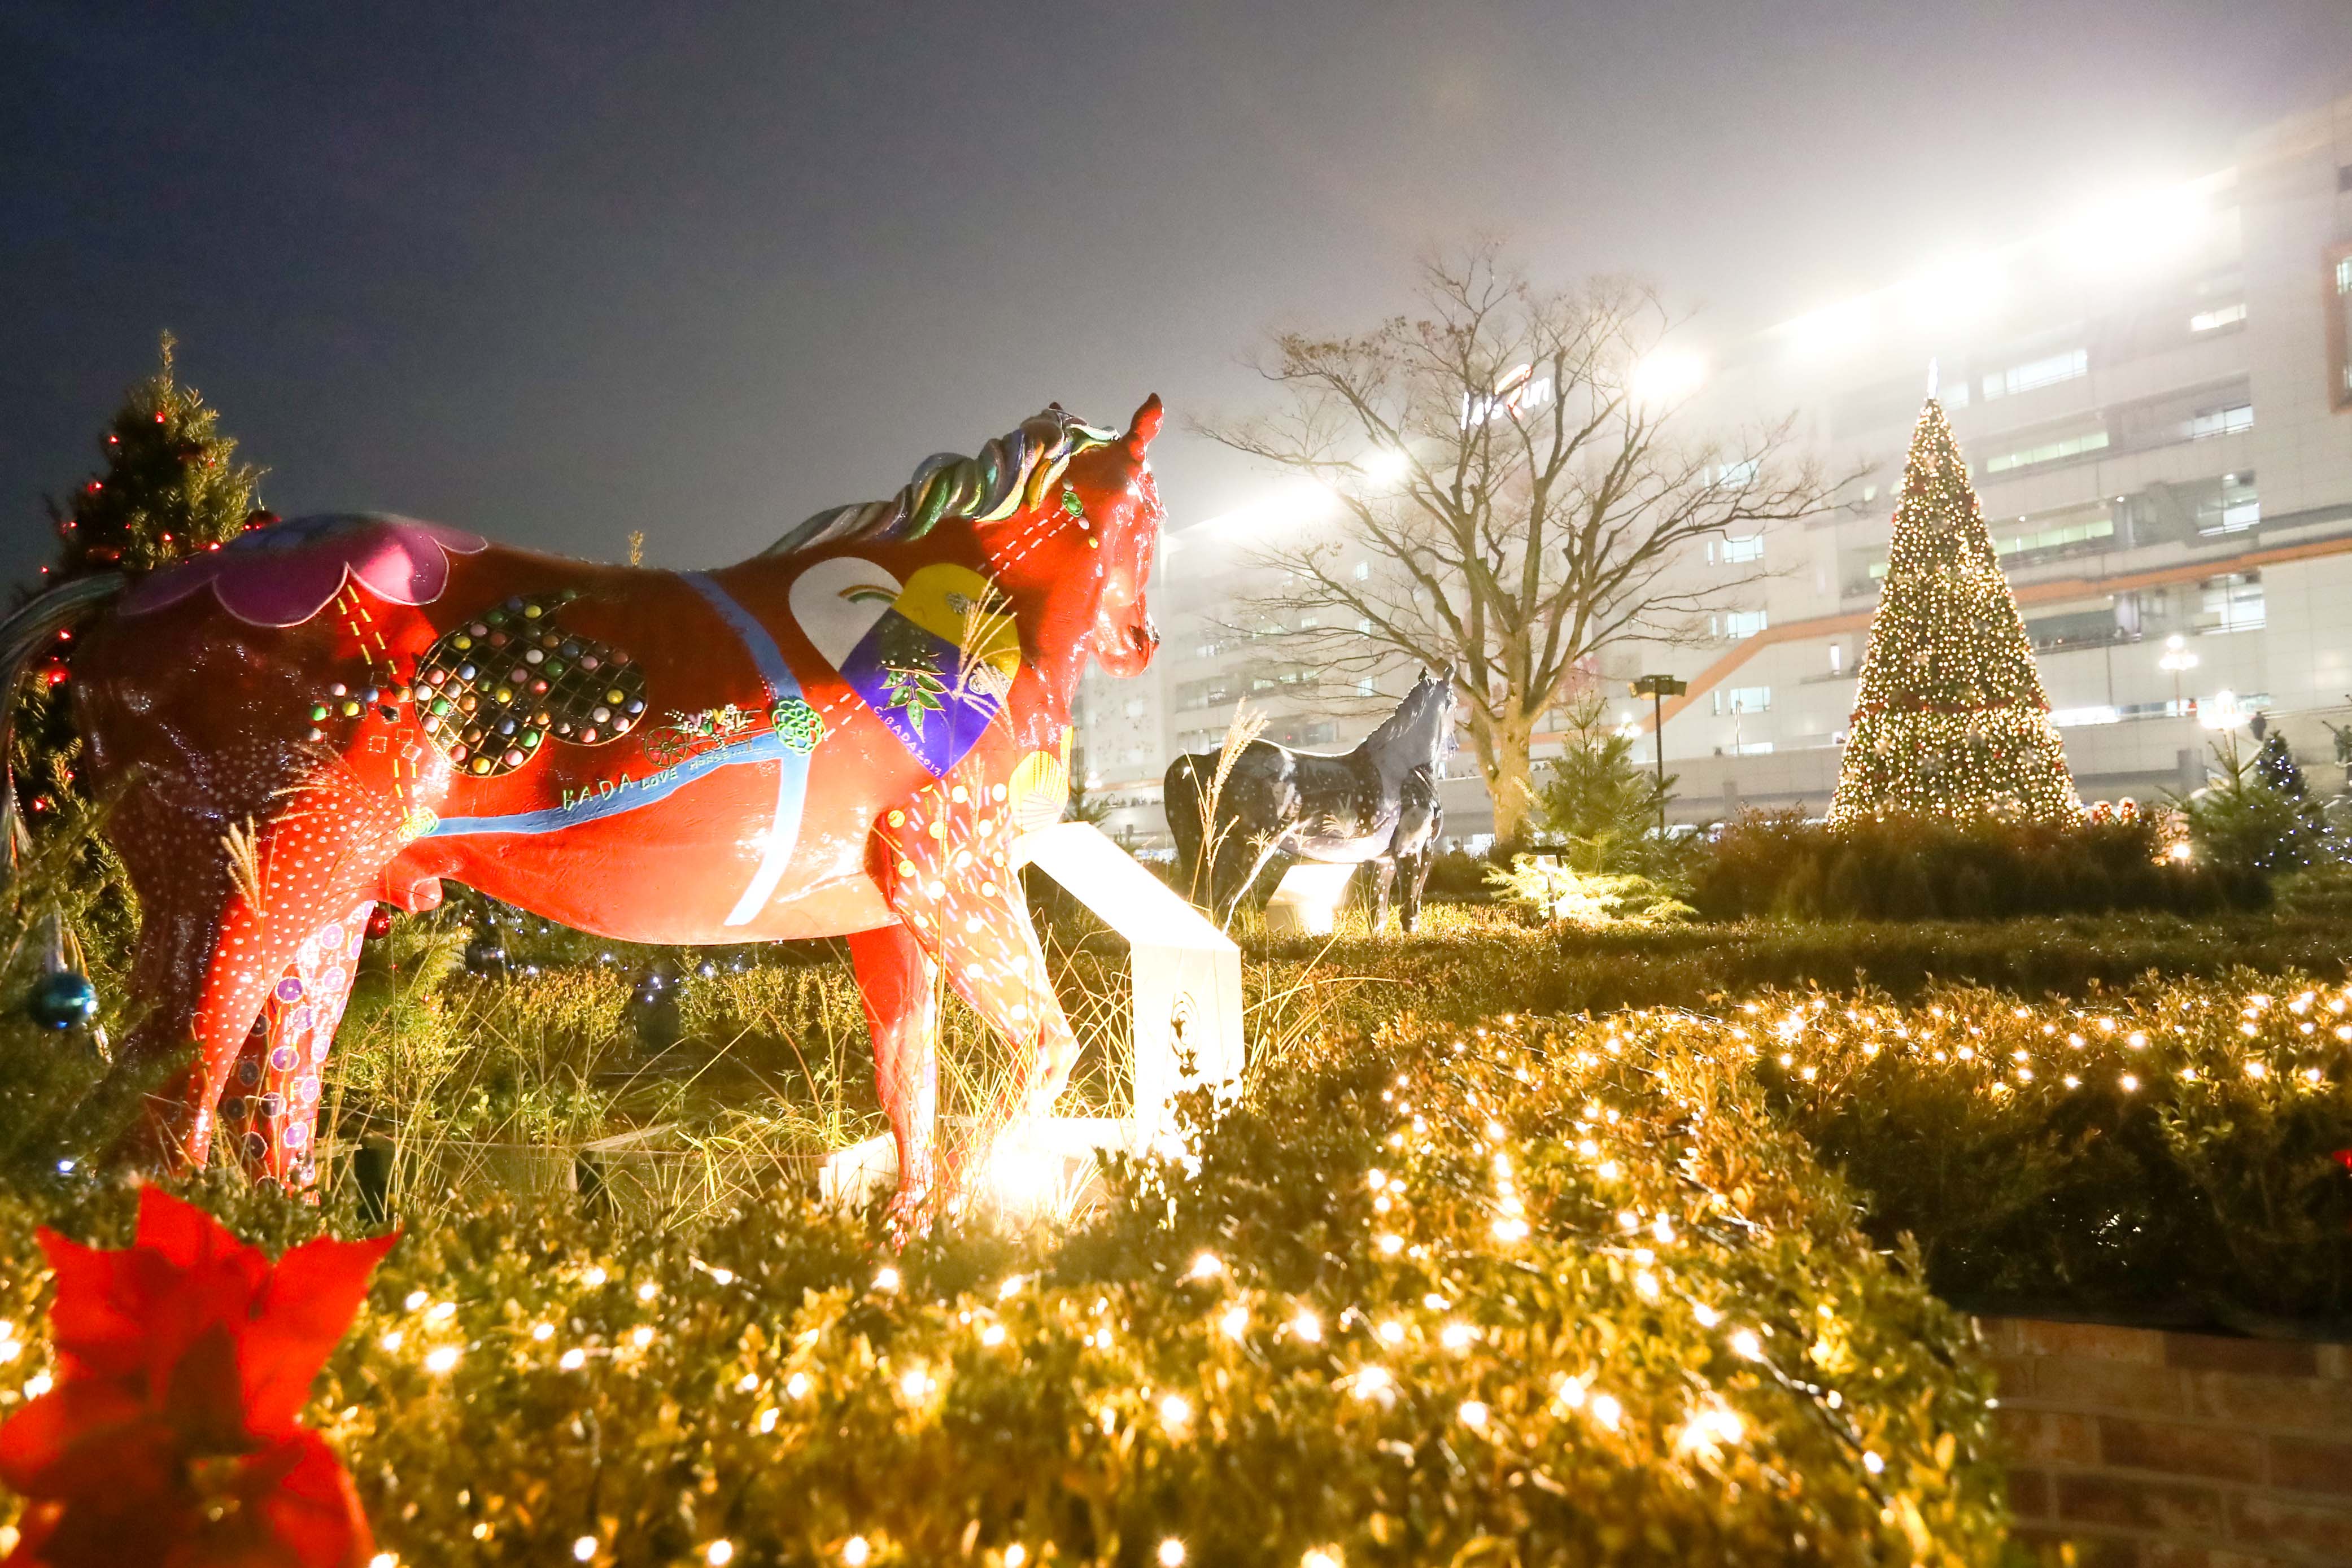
[111,767,403,1170]
[221,899,373,1194]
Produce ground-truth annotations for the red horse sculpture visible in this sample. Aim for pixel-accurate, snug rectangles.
[3,397,1166,1218]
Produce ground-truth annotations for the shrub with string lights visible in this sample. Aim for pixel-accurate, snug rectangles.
[1827,398,2080,827]
[0,1007,2010,1565]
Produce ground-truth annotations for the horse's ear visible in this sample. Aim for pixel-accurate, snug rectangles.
[1123,394,1164,461]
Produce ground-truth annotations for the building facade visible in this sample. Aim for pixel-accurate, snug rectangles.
[1082,87,2352,848]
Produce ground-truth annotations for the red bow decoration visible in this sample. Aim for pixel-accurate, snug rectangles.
[0,1188,396,1567]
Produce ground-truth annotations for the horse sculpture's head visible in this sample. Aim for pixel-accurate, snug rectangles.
[1404,667,1459,764]
[773,396,1167,693]
[1048,394,1165,679]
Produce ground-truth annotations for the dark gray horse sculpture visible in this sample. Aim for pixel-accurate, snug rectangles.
[1164,670,1455,931]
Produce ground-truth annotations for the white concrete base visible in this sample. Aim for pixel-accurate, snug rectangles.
[1263,860,1360,936]
[818,1116,1146,1215]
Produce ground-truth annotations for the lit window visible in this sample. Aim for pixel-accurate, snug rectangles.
[1712,610,1768,640]
[1986,428,2109,473]
[1726,740,1775,756]
[1828,641,1845,675]
[2189,303,2247,333]
[1711,458,1760,490]
[2201,572,2264,633]
[1980,349,2088,400]
[1994,507,2114,560]
[1719,535,1764,564]
[2196,474,2259,535]
[2189,403,2253,440]
[1713,685,1771,715]
[2338,256,2352,294]
[1353,561,1371,580]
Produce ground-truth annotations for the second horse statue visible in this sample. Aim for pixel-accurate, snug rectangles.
[1164,671,1455,931]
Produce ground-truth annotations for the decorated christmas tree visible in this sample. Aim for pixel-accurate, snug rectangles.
[1827,396,2081,826]
[9,336,268,977]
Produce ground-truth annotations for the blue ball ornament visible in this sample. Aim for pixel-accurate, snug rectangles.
[29,972,98,1031]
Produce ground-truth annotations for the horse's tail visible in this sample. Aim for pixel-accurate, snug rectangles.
[0,573,129,867]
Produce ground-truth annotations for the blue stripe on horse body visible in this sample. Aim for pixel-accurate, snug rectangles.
[679,571,810,926]
[425,573,813,930]
[424,730,793,838]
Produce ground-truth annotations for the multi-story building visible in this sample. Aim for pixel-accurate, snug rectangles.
[1084,86,2352,847]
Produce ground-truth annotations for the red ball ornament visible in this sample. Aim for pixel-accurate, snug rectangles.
[364,906,396,941]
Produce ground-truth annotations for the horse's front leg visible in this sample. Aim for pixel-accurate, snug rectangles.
[870,794,1077,1199]
[1370,857,1397,934]
[845,921,940,1230]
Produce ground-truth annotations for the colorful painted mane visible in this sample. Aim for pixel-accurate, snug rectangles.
[2,396,1167,1222]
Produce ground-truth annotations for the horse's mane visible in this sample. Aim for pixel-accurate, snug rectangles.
[763,407,1122,558]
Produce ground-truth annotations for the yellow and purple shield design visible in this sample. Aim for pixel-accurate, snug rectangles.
[789,559,1022,777]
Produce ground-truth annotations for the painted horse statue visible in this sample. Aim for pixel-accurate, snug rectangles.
[0,396,1167,1221]
[1164,669,1454,931]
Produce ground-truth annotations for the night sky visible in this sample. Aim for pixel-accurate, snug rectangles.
[4,2,2348,586]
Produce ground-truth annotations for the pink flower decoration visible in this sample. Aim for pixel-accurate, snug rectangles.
[123,513,488,628]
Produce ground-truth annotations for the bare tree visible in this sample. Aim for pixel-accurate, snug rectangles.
[1199,243,1843,842]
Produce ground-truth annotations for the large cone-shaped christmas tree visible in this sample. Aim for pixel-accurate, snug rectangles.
[1827,397,2082,826]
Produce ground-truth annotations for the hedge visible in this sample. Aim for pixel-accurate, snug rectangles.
[1689,815,2266,922]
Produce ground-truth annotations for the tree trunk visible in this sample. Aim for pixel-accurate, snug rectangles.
[1472,710,1539,846]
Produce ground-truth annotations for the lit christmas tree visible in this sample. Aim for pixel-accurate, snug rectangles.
[1826,396,2082,826]
[8,336,268,975]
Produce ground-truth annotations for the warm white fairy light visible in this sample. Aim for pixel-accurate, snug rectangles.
[842,1537,871,1566]
[705,1543,734,1565]
[1302,1550,1341,1568]
[531,1322,555,1342]
[1220,1305,1249,1340]
[404,1290,428,1311]
[560,1349,587,1371]
[874,1267,901,1293]
[1730,1329,1763,1361]
[424,1345,461,1375]
[1004,1547,1028,1568]
[1189,1252,1224,1280]
[1377,1320,1405,1345]
[1159,1392,1192,1429]
[1290,1309,1323,1343]
[1457,1399,1490,1430]
[1158,1538,1186,1566]
[573,1537,598,1562]
[581,1266,607,1287]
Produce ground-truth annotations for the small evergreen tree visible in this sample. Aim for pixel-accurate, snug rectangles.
[2181,728,2334,876]
[10,335,267,967]
[1828,397,2080,826]
[1532,696,1678,876]
[2254,730,2308,799]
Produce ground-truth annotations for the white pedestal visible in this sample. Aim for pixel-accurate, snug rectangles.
[820,823,1246,1212]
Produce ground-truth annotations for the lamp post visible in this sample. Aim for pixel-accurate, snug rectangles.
[2158,634,2199,718]
[1630,674,1688,837]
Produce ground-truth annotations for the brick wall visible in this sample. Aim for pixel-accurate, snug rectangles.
[1981,1316,2352,1566]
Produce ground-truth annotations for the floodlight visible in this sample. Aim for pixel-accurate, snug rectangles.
[1630,349,1707,408]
